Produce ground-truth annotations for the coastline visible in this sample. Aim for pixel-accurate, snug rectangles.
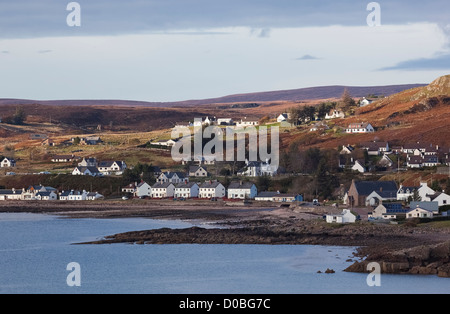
[1,200,449,277]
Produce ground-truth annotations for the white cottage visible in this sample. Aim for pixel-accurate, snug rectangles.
[35,191,58,201]
[1,157,16,168]
[135,181,152,198]
[326,209,356,224]
[174,182,199,198]
[345,123,375,134]
[199,181,226,199]
[406,206,434,219]
[227,181,257,200]
[151,182,175,198]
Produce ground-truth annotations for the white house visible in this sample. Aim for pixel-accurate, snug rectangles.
[340,145,355,155]
[135,181,152,198]
[359,97,374,107]
[0,189,23,200]
[97,161,127,175]
[78,157,97,167]
[151,139,178,147]
[227,181,257,200]
[1,157,16,168]
[365,190,397,206]
[352,160,366,173]
[345,122,375,134]
[426,192,450,207]
[86,192,104,201]
[174,182,199,198]
[51,154,77,163]
[255,191,279,202]
[397,185,420,201]
[35,191,58,201]
[409,201,439,215]
[277,113,289,123]
[151,182,175,198]
[417,182,436,201]
[238,160,278,177]
[72,166,101,176]
[122,183,137,194]
[406,206,434,219]
[325,110,345,120]
[199,181,226,199]
[236,119,259,128]
[217,118,233,125]
[68,190,88,201]
[189,166,209,177]
[157,172,188,184]
[326,209,356,224]
[59,191,71,201]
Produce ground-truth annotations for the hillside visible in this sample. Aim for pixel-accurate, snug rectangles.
[283,74,450,150]
[0,83,425,108]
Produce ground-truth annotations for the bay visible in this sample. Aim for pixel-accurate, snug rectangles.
[0,213,448,294]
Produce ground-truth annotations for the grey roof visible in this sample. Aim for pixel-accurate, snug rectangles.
[98,161,124,167]
[76,166,100,173]
[161,171,186,179]
[200,181,223,188]
[189,165,207,173]
[228,181,256,189]
[410,201,439,212]
[175,182,198,189]
[256,191,279,198]
[152,182,174,188]
[0,189,19,195]
[353,180,397,196]
[36,192,54,197]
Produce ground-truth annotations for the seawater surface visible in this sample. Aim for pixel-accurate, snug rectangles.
[0,213,448,294]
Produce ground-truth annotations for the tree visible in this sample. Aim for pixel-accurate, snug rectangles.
[72,137,81,145]
[12,107,27,125]
[340,88,356,111]
[257,175,272,192]
[431,180,441,192]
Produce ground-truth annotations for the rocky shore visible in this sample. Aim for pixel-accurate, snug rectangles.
[1,200,449,277]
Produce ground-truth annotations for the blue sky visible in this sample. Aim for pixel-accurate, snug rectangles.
[0,1,449,102]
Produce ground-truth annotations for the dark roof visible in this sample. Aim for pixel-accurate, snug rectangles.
[189,165,207,173]
[98,161,124,167]
[200,181,223,188]
[353,180,397,196]
[175,182,198,189]
[228,181,256,189]
[161,171,186,179]
[152,182,174,189]
[256,191,279,198]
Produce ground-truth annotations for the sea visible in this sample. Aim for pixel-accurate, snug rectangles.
[0,212,448,295]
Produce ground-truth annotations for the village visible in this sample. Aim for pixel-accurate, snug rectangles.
[1,106,450,226]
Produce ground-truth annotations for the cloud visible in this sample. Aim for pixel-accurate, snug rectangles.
[1,1,449,39]
[296,54,320,60]
[1,51,10,54]
[38,50,53,54]
[378,53,450,71]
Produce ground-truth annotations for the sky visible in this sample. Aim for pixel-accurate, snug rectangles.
[0,0,449,102]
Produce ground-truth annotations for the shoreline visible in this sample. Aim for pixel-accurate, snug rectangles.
[1,200,449,277]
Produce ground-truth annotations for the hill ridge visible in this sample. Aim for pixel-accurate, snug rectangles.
[0,83,426,108]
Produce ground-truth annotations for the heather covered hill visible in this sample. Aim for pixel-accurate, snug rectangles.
[279,74,450,150]
[0,83,425,108]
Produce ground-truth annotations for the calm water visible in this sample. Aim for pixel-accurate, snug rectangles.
[0,213,448,294]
